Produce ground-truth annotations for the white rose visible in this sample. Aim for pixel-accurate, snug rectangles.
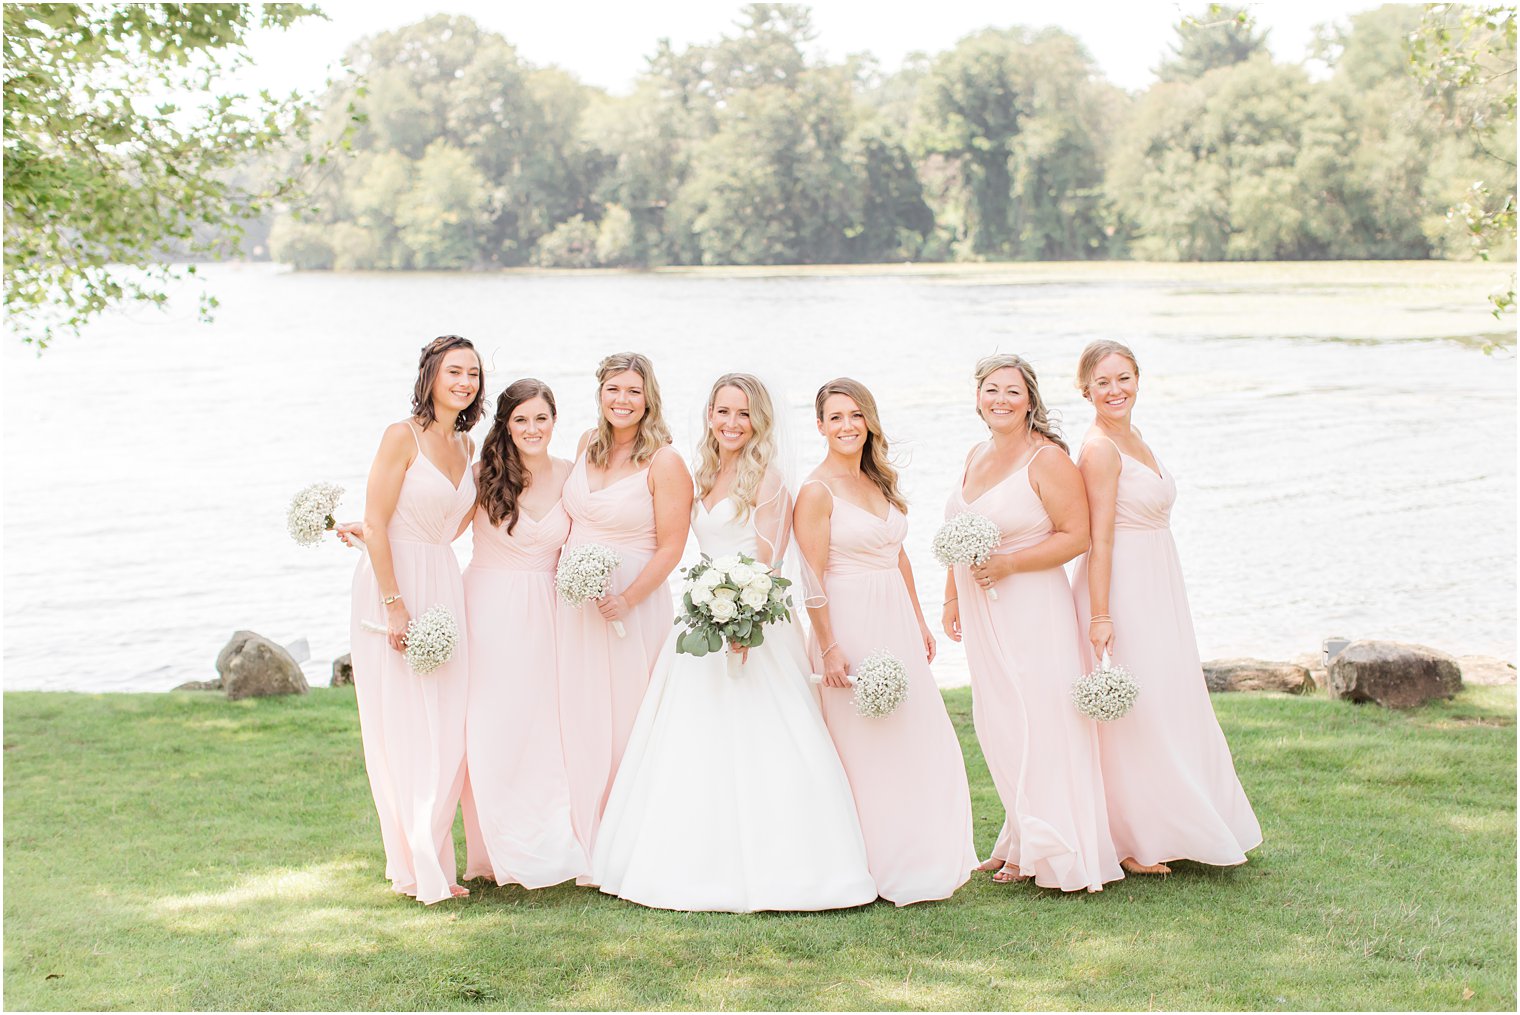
[749,560,773,575]
[690,583,715,606]
[749,573,773,594]
[769,584,785,601]
[712,554,741,574]
[727,563,756,587]
[740,586,768,610]
[709,598,737,622]
[713,586,738,602]
[699,568,725,589]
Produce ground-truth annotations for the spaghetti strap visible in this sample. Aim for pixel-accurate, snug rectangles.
[800,478,834,500]
[1078,435,1119,461]
[405,420,424,452]
[1028,443,1063,465]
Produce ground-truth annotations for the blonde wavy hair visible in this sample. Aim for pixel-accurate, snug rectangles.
[694,373,777,523]
[973,353,1068,453]
[585,351,671,468]
[1075,340,1140,396]
[814,377,908,514]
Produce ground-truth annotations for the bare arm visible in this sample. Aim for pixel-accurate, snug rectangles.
[1078,439,1121,658]
[942,566,961,642]
[898,545,937,663]
[794,482,849,687]
[598,448,693,618]
[361,424,416,652]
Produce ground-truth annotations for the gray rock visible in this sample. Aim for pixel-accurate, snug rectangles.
[173,678,223,692]
[1328,640,1461,709]
[216,631,309,701]
[1458,655,1517,686]
[331,653,354,687]
[1202,658,1315,694]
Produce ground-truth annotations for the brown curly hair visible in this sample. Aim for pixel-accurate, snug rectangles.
[478,378,557,533]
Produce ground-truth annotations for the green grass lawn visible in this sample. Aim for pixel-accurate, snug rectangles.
[4,685,1515,1011]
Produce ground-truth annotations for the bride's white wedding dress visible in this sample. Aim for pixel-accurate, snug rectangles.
[590,495,878,912]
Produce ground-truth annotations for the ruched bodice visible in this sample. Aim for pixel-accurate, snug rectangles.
[563,454,658,554]
[818,490,905,576]
[1106,447,1175,531]
[468,502,570,572]
[390,447,477,545]
[949,448,1060,553]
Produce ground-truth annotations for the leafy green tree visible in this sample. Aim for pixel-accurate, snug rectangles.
[1156,4,1270,82]
[1410,3,1516,314]
[3,3,327,346]
[395,141,490,269]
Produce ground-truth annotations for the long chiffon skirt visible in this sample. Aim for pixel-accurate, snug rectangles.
[814,569,978,906]
[1073,529,1262,866]
[955,563,1123,892]
[556,546,671,857]
[459,566,587,887]
[350,540,469,905]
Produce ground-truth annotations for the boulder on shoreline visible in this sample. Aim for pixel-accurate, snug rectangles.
[1328,640,1461,709]
[216,630,309,701]
[331,654,353,687]
[173,678,223,692]
[1202,659,1315,694]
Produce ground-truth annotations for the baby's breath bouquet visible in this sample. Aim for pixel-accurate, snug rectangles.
[851,650,910,718]
[361,604,459,675]
[556,542,626,638]
[1071,652,1139,721]
[287,482,344,547]
[932,512,1003,599]
[675,552,793,658]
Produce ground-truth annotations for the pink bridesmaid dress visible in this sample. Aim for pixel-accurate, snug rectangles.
[557,448,676,856]
[459,497,588,888]
[349,423,476,904]
[1072,438,1262,866]
[807,481,978,906]
[948,444,1123,893]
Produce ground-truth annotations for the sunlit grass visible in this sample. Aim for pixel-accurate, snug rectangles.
[4,685,1514,1011]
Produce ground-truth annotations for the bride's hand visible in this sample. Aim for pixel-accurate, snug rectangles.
[821,645,851,688]
[728,642,749,664]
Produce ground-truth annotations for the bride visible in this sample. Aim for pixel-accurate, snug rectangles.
[590,373,878,912]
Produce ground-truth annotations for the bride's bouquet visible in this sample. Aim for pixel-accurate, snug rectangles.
[361,604,459,675]
[932,512,1003,600]
[675,552,792,657]
[287,482,344,547]
[556,542,626,637]
[1071,652,1139,721]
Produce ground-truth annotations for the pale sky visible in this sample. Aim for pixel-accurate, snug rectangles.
[239,0,1389,96]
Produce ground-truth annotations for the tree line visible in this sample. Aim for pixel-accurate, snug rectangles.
[270,4,1516,272]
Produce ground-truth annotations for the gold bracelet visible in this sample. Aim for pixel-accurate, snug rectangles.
[382,594,403,606]
[1089,614,1111,623]
[944,597,958,605]
[821,642,839,656]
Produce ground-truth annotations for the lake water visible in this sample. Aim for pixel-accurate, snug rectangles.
[3,261,1514,692]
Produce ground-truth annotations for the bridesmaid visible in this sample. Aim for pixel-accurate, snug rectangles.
[559,352,692,857]
[348,335,482,904]
[459,379,587,888]
[1071,341,1261,872]
[794,377,977,906]
[942,354,1122,892]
